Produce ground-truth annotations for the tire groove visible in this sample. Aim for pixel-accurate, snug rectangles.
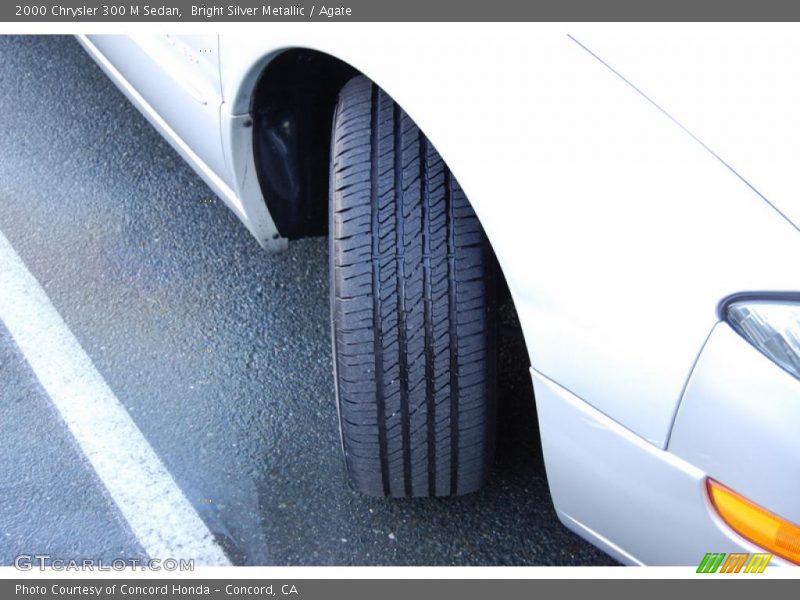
[420,133,436,497]
[370,84,390,497]
[394,103,412,497]
[445,169,459,496]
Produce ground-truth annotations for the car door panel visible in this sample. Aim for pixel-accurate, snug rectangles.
[86,34,228,182]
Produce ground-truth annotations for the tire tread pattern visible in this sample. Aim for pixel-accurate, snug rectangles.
[331,76,495,497]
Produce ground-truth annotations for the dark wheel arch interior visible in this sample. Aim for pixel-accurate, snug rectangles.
[251,48,356,240]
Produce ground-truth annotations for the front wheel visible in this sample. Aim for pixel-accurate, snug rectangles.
[329,76,497,498]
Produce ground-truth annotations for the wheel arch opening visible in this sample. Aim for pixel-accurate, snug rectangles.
[250,48,546,498]
[250,50,544,493]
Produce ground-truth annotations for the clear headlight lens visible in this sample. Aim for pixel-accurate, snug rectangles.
[726,300,800,381]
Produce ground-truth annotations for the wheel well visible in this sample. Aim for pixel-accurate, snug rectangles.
[251,52,541,485]
[250,48,514,309]
[251,48,357,240]
[250,47,514,310]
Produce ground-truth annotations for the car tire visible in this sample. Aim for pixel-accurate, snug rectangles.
[329,75,497,497]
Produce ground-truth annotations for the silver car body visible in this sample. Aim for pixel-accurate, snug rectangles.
[77,26,800,565]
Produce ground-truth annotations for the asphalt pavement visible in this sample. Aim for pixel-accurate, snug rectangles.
[0,35,616,566]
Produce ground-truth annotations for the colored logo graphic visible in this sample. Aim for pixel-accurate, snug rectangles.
[697,552,772,573]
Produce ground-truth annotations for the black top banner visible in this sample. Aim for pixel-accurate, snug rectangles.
[5,0,800,22]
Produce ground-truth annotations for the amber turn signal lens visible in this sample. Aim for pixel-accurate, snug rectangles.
[708,479,800,565]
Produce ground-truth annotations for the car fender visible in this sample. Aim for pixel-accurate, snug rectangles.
[220,25,800,449]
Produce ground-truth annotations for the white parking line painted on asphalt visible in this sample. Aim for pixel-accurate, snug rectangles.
[0,229,231,566]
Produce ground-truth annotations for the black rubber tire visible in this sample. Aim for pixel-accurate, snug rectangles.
[329,76,496,498]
